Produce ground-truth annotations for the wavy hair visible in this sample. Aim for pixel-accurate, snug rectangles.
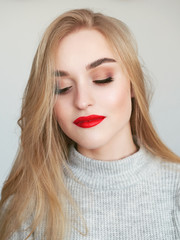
[0,8,179,240]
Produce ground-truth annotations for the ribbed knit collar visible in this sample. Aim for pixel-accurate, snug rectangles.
[66,145,159,190]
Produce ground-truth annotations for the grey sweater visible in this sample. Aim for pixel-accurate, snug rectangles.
[9,145,180,239]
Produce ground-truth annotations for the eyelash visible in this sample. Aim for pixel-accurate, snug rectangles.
[55,86,72,95]
[55,77,113,95]
[93,76,113,84]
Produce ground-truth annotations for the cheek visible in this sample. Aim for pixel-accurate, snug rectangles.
[104,84,132,114]
[54,101,60,119]
[54,99,75,138]
[53,101,66,126]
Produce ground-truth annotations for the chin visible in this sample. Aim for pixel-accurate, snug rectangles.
[74,136,109,151]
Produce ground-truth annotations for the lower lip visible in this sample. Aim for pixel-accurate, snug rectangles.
[73,116,106,128]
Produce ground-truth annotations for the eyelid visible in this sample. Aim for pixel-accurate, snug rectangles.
[55,76,113,95]
[93,76,113,83]
[55,86,72,95]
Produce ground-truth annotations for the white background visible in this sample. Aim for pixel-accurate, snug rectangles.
[0,0,180,191]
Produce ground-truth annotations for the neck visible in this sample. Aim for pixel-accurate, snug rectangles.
[66,143,156,190]
[77,129,138,161]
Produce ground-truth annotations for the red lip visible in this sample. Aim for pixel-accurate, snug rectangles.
[73,115,106,128]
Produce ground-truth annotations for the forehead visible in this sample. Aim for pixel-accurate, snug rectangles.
[55,29,115,70]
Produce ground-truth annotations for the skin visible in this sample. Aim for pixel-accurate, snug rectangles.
[54,28,137,161]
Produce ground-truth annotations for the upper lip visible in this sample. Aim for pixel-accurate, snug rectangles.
[73,115,106,124]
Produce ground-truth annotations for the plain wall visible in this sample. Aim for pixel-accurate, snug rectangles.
[0,0,180,191]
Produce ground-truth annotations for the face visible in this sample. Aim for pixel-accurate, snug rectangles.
[54,29,134,157]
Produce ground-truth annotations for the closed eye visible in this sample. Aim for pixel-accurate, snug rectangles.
[93,77,113,84]
[55,86,72,95]
[55,77,113,94]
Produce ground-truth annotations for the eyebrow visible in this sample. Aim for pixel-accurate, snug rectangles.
[54,57,116,77]
[54,70,69,77]
[86,57,116,70]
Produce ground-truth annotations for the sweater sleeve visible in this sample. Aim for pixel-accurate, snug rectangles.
[173,173,180,239]
[7,213,34,240]
[1,198,34,240]
[8,218,47,240]
[8,223,34,240]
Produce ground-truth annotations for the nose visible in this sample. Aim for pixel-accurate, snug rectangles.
[74,84,94,110]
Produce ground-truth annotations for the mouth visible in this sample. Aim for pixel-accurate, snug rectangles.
[73,115,106,128]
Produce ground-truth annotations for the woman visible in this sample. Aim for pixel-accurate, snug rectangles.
[0,8,180,240]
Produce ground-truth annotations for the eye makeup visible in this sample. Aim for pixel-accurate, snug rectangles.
[93,76,113,84]
[55,86,72,95]
[55,76,113,95]
[54,65,115,95]
[54,77,73,95]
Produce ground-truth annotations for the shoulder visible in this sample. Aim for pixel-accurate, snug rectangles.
[141,146,180,177]
[158,156,180,178]
[148,153,180,192]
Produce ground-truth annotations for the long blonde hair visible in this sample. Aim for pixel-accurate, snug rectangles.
[0,8,179,240]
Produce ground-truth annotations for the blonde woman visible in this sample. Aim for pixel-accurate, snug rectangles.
[0,8,180,240]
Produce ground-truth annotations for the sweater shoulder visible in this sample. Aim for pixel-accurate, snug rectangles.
[158,157,180,175]
[149,154,180,190]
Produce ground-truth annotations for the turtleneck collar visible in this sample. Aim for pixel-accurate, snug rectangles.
[65,145,159,190]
